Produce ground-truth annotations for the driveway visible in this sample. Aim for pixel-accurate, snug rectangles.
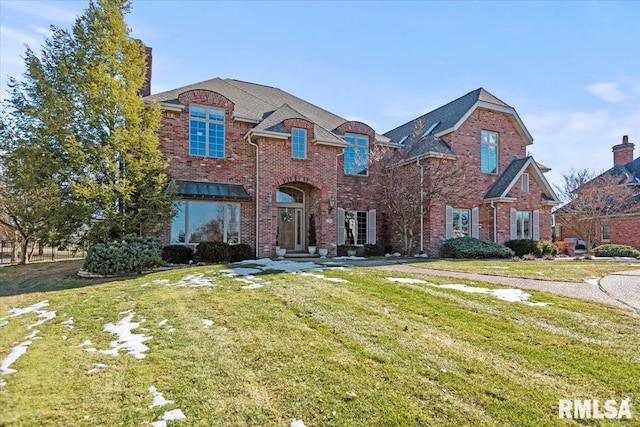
[371,264,640,315]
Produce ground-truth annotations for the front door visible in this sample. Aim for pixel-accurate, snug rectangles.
[277,207,303,251]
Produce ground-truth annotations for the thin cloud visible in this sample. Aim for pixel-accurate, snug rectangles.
[0,25,41,47]
[585,82,625,103]
[1,1,81,24]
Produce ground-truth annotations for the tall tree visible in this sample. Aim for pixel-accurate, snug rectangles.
[0,0,173,262]
[554,168,637,252]
[369,121,476,255]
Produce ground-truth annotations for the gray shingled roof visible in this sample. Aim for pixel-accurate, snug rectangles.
[146,78,388,144]
[383,88,521,160]
[485,157,531,199]
[484,156,559,203]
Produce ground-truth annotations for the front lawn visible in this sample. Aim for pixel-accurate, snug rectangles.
[0,262,638,426]
[408,258,640,282]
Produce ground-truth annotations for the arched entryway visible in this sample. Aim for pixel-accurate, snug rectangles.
[276,187,305,251]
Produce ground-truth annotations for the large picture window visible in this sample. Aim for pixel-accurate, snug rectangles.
[171,200,240,244]
[189,105,225,158]
[480,130,498,174]
[344,133,368,175]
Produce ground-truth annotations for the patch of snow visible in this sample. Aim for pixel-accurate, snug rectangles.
[221,268,262,277]
[414,253,428,258]
[291,420,307,427]
[437,284,548,306]
[175,273,216,288]
[153,279,170,285]
[62,336,68,340]
[0,377,6,387]
[61,318,74,329]
[84,415,90,420]
[484,266,509,269]
[241,283,263,289]
[79,340,92,347]
[148,386,175,408]
[299,272,349,283]
[585,277,600,285]
[201,319,214,327]
[0,321,8,328]
[153,408,186,426]
[387,277,427,284]
[0,331,39,375]
[84,348,97,353]
[158,319,168,327]
[118,309,133,315]
[5,301,56,330]
[168,328,176,333]
[333,256,366,260]
[87,363,115,375]
[97,313,152,359]
[25,329,39,340]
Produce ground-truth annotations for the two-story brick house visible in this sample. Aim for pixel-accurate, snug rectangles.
[145,68,559,256]
[384,89,560,253]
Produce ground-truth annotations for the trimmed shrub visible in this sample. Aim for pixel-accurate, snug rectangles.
[83,235,163,276]
[337,245,357,256]
[505,239,541,257]
[441,237,514,259]
[230,244,254,262]
[538,240,558,257]
[364,243,386,257]
[162,245,194,264]
[197,241,231,263]
[592,244,640,258]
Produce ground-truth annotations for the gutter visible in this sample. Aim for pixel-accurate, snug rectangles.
[245,132,260,258]
[417,157,424,253]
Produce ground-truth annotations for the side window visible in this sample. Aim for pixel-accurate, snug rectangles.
[480,130,498,174]
[292,128,307,159]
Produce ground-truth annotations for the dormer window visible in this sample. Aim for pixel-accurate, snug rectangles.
[189,105,225,158]
[480,130,498,174]
[344,133,368,175]
[292,128,307,159]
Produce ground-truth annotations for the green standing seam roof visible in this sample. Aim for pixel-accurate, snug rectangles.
[175,181,252,200]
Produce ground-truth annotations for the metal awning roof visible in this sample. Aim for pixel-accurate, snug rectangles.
[175,180,252,200]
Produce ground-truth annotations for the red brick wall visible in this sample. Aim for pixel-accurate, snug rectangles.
[611,217,640,250]
[158,90,256,246]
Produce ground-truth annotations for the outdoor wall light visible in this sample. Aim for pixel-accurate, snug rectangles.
[266,192,272,212]
[328,195,336,214]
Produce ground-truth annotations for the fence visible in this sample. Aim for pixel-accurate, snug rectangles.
[0,240,86,265]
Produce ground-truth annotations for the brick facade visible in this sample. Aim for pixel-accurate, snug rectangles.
[150,80,558,257]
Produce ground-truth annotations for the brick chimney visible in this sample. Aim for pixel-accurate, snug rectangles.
[612,135,634,166]
[140,46,152,97]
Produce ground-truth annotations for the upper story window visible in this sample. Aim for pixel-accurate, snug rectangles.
[189,105,225,158]
[344,133,368,175]
[480,130,498,174]
[291,128,307,159]
[522,173,530,192]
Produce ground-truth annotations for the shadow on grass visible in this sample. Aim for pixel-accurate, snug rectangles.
[0,259,134,297]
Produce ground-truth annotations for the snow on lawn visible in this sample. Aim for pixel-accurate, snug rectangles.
[291,420,307,427]
[0,301,57,384]
[299,272,349,283]
[86,363,115,375]
[151,408,186,427]
[61,317,74,329]
[387,278,548,306]
[0,330,40,375]
[86,313,152,359]
[333,256,366,260]
[201,319,214,328]
[148,386,175,408]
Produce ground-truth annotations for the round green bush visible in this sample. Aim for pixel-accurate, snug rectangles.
[83,235,163,276]
[197,241,231,263]
[537,240,558,257]
[441,237,515,259]
[162,245,194,264]
[592,244,640,258]
[230,244,254,262]
[505,239,541,257]
[364,243,386,257]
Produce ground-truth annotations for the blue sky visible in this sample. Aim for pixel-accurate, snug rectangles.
[1,0,639,188]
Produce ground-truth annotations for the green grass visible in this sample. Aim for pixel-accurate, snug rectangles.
[406,258,640,282]
[0,261,639,426]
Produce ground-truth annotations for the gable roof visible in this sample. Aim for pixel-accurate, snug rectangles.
[484,156,560,203]
[383,88,532,160]
[146,78,389,145]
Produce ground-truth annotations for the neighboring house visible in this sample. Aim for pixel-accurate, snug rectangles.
[144,57,559,256]
[558,136,640,250]
[383,89,560,253]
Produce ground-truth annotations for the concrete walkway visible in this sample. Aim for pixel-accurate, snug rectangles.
[370,263,640,314]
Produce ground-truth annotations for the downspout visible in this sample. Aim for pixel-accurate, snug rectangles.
[490,200,497,242]
[417,157,424,253]
[335,150,344,249]
[246,132,260,258]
